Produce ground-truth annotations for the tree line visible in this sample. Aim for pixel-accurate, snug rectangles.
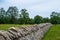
[0,6,60,24]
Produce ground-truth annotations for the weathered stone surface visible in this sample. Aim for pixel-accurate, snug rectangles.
[0,23,52,40]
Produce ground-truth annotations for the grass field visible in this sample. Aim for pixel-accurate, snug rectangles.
[42,24,60,40]
[0,24,32,30]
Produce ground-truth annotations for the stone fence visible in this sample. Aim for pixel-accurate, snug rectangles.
[0,23,52,40]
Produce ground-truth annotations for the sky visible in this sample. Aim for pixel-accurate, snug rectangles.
[0,0,60,18]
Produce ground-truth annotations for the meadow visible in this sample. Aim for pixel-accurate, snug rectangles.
[0,24,32,30]
[42,24,60,40]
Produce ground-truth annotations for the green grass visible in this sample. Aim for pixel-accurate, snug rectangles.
[42,24,60,40]
[0,24,32,30]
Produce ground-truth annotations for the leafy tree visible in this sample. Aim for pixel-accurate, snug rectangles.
[50,11,60,24]
[0,8,6,23]
[28,18,34,24]
[18,14,24,24]
[25,18,34,24]
[19,9,29,24]
[51,12,60,17]
[6,6,18,24]
[43,17,50,23]
[34,15,43,24]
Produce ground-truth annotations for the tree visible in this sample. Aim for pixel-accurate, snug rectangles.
[0,8,6,23]
[28,18,34,24]
[6,6,18,24]
[19,9,29,24]
[43,17,50,23]
[50,11,60,24]
[50,12,60,17]
[34,15,43,24]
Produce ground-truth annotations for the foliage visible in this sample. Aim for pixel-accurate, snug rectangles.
[6,6,18,24]
[34,15,43,24]
[43,17,50,23]
[0,8,6,23]
[0,7,60,24]
[50,12,60,24]
[19,9,29,24]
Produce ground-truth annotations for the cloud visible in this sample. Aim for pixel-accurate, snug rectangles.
[0,0,60,18]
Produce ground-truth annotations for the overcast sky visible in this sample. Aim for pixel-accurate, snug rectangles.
[0,0,60,18]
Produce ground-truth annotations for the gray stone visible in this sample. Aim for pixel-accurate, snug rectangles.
[0,23,52,40]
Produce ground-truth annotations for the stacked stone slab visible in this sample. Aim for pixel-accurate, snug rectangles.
[0,23,52,40]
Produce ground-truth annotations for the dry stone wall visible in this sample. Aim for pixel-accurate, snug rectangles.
[0,23,52,40]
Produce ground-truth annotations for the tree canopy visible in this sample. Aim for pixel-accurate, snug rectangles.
[0,7,60,24]
[50,12,60,24]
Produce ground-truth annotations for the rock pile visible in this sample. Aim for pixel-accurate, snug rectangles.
[0,23,51,40]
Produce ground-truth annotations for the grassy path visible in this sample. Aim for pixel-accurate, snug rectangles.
[42,24,60,40]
